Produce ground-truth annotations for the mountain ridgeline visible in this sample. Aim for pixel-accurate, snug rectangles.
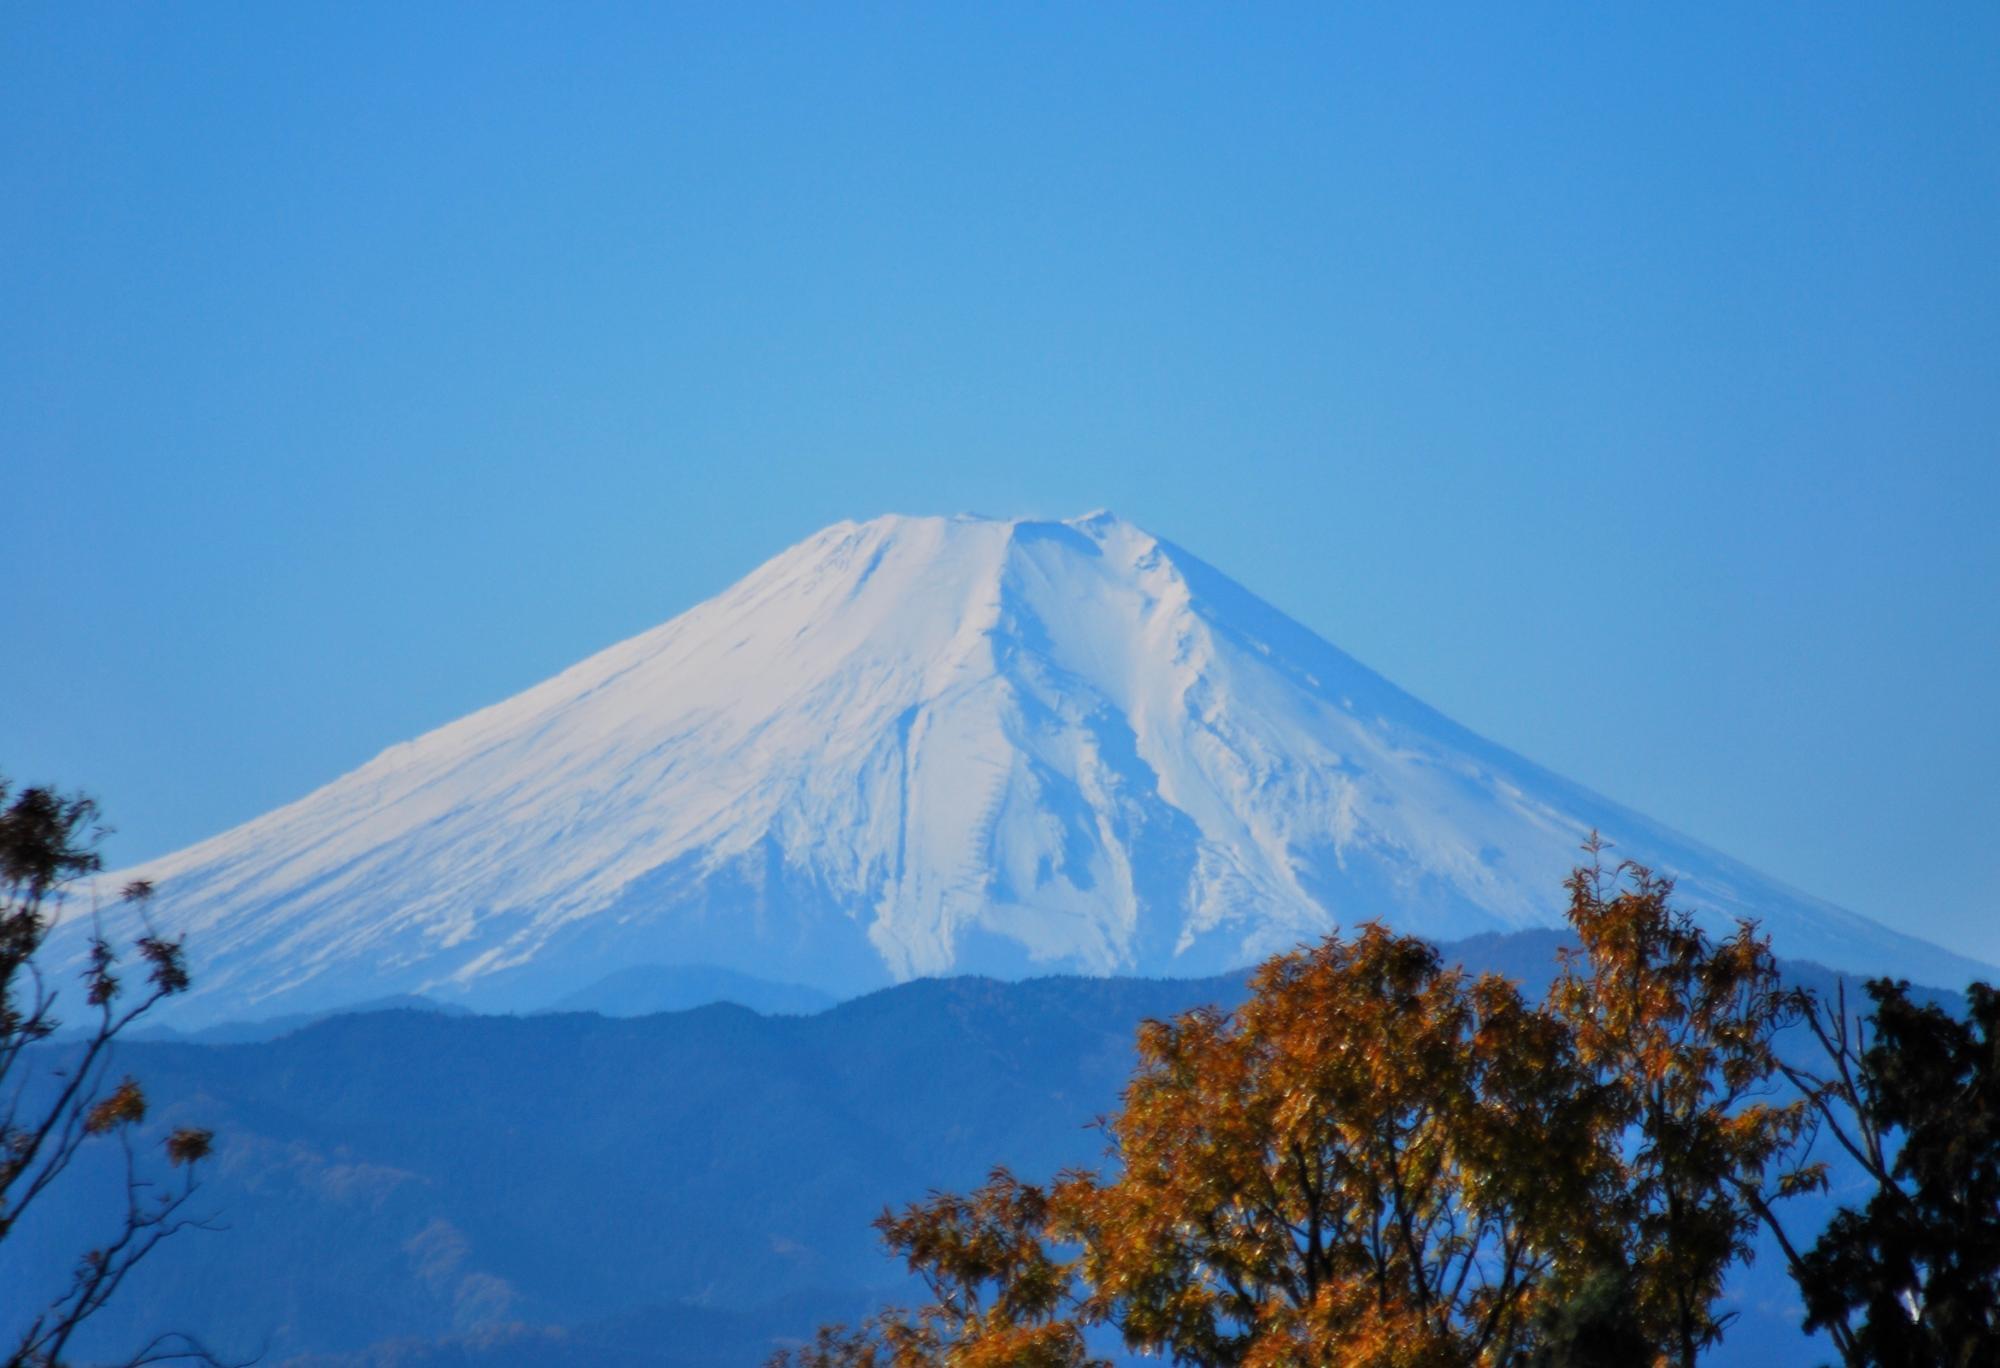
[5,933,1878,1367]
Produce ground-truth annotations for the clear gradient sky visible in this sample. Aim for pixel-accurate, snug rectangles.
[4,5,1997,963]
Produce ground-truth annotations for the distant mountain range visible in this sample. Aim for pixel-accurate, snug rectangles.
[123,967,831,1045]
[7,935,1877,1367]
[53,511,1986,1028]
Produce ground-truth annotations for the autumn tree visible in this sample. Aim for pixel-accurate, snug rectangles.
[0,776,219,1368]
[1757,977,2000,1366]
[775,852,1820,1368]
[782,925,1615,1366]
[1064,923,1618,1366]
[1547,849,1818,1367]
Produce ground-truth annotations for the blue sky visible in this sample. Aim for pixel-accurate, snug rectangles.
[5,4,1997,962]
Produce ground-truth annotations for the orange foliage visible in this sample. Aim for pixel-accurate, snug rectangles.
[82,1076,148,1134]
[775,849,1816,1368]
[1548,845,1818,1365]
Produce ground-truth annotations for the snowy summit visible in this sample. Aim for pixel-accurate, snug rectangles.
[62,512,1985,1024]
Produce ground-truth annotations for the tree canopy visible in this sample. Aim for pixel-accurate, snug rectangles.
[1766,976,2000,1366]
[775,851,1820,1367]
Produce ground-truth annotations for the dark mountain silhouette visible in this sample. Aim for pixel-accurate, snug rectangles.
[4,929,1897,1366]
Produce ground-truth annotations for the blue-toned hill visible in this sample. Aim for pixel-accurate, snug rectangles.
[4,931,1896,1366]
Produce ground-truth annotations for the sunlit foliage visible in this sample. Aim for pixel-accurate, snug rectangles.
[1548,844,1817,1364]
[773,847,1819,1367]
[1068,923,1610,1366]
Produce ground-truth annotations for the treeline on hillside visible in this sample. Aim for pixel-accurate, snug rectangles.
[778,844,1999,1368]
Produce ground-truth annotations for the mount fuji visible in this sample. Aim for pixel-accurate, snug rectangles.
[60,512,1984,1026]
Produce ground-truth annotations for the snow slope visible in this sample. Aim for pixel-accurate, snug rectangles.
[55,512,1987,1025]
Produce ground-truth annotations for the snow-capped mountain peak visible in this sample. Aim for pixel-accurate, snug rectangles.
[61,512,1986,1024]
